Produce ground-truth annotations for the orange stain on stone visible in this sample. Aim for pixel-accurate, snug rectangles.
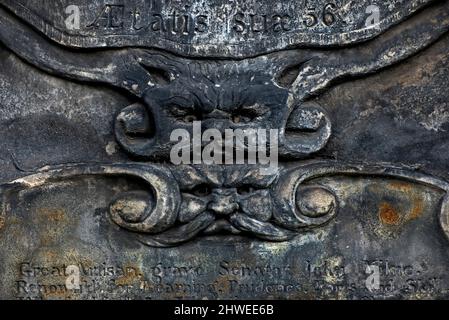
[378,202,400,225]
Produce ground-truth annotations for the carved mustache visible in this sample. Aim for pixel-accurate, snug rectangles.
[113,187,296,247]
[136,213,297,247]
[137,212,297,248]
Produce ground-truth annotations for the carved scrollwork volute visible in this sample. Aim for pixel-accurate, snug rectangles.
[0,164,181,235]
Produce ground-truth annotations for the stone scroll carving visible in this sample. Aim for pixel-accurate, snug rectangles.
[1,162,449,247]
[1,0,449,247]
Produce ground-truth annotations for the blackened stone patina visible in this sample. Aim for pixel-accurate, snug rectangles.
[0,0,449,299]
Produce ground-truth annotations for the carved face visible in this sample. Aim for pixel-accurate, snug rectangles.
[1,0,447,163]
[1,1,448,247]
[114,52,332,159]
[173,165,276,236]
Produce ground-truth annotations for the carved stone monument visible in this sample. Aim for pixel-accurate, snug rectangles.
[0,0,449,299]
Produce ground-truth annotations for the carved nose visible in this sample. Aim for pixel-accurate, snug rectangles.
[208,190,239,216]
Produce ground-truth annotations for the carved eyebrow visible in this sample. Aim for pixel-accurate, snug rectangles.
[160,96,195,108]
[137,50,185,74]
[275,58,314,88]
[137,62,172,86]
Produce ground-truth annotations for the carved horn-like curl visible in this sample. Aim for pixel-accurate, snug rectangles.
[278,101,332,158]
[272,165,338,230]
[0,163,181,234]
[106,165,181,233]
[0,5,160,97]
[285,0,449,102]
[269,0,449,158]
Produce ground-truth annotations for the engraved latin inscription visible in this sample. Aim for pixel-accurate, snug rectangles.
[86,2,345,36]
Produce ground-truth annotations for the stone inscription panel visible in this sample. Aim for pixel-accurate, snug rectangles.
[1,0,435,56]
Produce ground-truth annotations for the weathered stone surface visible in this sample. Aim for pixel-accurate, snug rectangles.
[1,0,435,57]
[0,0,449,300]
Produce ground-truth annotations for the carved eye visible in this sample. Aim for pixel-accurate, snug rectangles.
[191,184,212,197]
[184,115,199,123]
[237,185,255,195]
[232,104,269,123]
[169,105,202,123]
